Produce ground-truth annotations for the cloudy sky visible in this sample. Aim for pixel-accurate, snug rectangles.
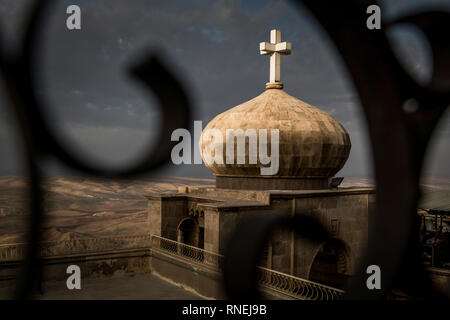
[0,0,449,179]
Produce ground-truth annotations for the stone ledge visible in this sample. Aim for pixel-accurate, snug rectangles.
[145,186,374,204]
[191,187,376,212]
[0,248,151,288]
[150,248,225,299]
[151,248,222,275]
[0,247,151,265]
[268,188,376,198]
[427,266,450,276]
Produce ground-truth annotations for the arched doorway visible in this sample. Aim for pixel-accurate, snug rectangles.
[177,218,198,246]
[308,240,350,289]
[177,218,203,248]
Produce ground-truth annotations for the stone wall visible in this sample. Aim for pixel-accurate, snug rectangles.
[183,186,270,204]
[161,198,187,241]
[148,198,162,237]
[203,209,220,253]
[147,187,375,287]
[147,195,187,241]
[293,192,372,278]
[214,198,292,256]
[0,248,151,289]
[150,248,226,299]
[427,267,450,296]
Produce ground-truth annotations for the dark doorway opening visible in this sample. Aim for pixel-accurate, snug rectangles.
[199,227,204,249]
[309,240,350,289]
[177,218,199,246]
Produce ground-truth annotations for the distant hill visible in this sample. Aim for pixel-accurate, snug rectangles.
[0,175,214,244]
[0,175,448,244]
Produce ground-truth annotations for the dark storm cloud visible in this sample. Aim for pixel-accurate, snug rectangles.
[36,0,351,123]
[0,0,449,176]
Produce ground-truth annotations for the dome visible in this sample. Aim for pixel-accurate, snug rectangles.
[199,85,351,190]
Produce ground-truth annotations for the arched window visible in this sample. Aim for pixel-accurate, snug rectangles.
[176,217,204,249]
[177,218,199,247]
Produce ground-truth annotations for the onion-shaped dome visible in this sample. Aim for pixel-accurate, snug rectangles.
[199,84,351,190]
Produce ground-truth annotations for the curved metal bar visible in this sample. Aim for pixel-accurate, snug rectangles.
[223,0,450,299]
[0,0,448,300]
[20,1,192,177]
[387,11,450,92]
[0,0,192,298]
[296,0,449,299]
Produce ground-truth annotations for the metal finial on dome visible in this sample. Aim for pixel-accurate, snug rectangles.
[259,29,292,88]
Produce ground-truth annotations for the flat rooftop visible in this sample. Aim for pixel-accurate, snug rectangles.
[0,273,203,300]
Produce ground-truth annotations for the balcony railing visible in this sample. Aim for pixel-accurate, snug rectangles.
[257,266,344,300]
[1,233,344,300]
[151,234,345,300]
[151,234,223,269]
[0,234,151,261]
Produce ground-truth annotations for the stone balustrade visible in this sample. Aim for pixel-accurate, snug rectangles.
[0,234,152,261]
[257,266,344,300]
[1,234,345,300]
[151,234,345,300]
[151,234,223,269]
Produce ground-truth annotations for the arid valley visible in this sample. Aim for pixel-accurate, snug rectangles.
[0,175,449,245]
[0,176,214,244]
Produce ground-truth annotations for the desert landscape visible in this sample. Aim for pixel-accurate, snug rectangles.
[0,175,214,244]
[0,175,448,245]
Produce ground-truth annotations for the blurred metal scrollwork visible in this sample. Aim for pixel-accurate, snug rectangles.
[0,0,449,300]
[0,0,192,299]
[223,0,450,300]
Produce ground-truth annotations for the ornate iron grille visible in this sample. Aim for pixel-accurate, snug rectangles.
[0,0,449,299]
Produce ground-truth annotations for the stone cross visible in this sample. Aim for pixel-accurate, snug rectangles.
[259,29,292,83]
